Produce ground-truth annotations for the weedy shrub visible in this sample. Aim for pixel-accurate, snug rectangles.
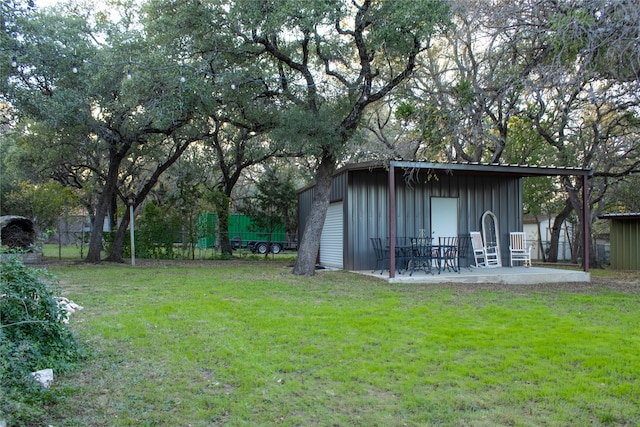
[0,252,85,425]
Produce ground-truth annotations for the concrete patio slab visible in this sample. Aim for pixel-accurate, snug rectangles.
[354,266,590,285]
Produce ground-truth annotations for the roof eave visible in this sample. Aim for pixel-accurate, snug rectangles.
[389,160,592,177]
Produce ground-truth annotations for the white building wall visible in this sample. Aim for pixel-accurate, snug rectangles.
[523,216,573,261]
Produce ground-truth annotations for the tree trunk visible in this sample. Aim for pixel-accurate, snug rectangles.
[563,178,596,267]
[85,144,128,263]
[534,215,546,263]
[292,154,335,276]
[85,187,117,263]
[209,187,233,256]
[548,199,573,263]
[85,205,107,263]
[104,205,130,263]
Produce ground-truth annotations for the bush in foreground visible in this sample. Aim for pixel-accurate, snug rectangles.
[0,252,85,425]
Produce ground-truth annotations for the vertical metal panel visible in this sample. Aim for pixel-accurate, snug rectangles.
[297,186,315,241]
[610,219,640,270]
[331,171,347,202]
[345,169,389,270]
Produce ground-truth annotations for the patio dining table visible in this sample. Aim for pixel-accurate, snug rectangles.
[405,238,461,275]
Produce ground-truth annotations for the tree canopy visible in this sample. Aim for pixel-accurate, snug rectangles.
[2,0,639,269]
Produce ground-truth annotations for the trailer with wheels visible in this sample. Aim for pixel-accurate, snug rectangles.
[198,213,296,253]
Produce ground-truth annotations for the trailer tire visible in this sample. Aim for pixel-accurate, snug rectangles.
[270,243,282,254]
[256,242,268,254]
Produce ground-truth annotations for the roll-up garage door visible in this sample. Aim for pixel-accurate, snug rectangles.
[319,202,343,269]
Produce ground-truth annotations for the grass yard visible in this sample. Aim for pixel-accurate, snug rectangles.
[39,261,640,426]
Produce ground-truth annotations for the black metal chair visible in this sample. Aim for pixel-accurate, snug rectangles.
[390,236,412,274]
[370,237,390,274]
[439,236,459,273]
[409,237,435,276]
[457,235,472,271]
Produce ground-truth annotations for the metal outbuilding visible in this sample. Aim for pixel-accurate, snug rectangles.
[598,213,640,270]
[298,160,592,277]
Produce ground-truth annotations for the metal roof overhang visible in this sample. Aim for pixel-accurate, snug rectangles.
[297,160,592,276]
[389,160,592,177]
[599,213,640,220]
[385,160,592,277]
[299,161,591,193]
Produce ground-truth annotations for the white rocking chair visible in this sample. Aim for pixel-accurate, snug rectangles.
[481,211,502,267]
[470,231,487,267]
[471,231,501,268]
[509,232,532,267]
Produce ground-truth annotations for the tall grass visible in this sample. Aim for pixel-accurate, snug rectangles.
[40,261,639,426]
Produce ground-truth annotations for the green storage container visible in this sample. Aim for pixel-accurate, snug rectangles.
[198,213,286,248]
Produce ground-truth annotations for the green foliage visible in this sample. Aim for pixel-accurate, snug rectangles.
[135,202,181,259]
[1,180,76,231]
[394,102,415,120]
[365,0,451,54]
[548,8,596,64]
[0,252,84,425]
[453,79,474,107]
[103,196,213,261]
[603,174,640,213]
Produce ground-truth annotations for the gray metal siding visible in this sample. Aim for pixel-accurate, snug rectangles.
[297,186,315,242]
[299,166,524,271]
[347,170,523,271]
[345,170,389,270]
[331,171,347,202]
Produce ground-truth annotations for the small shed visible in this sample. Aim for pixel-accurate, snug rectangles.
[298,160,592,275]
[598,213,640,270]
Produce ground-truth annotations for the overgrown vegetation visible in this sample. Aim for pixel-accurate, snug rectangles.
[103,202,185,260]
[0,252,84,426]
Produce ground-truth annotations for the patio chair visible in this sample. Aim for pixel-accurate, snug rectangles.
[471,232,501,268]
[509,232,532,267]
[457,235,472,271]
[484,243,501,268]
[409,237,435,276]
[391,236,412,274]
[472,234,501,268]
[470,231,487,267]
[438,236,459,273]
[370,237,390,274]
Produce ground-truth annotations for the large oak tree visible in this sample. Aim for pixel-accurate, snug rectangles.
[2,3,204,262]
[217,0,450,275]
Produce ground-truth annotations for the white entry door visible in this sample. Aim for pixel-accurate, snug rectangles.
[431,197,458,242]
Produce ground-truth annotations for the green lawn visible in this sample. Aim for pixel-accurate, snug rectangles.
[42,261,639,426]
